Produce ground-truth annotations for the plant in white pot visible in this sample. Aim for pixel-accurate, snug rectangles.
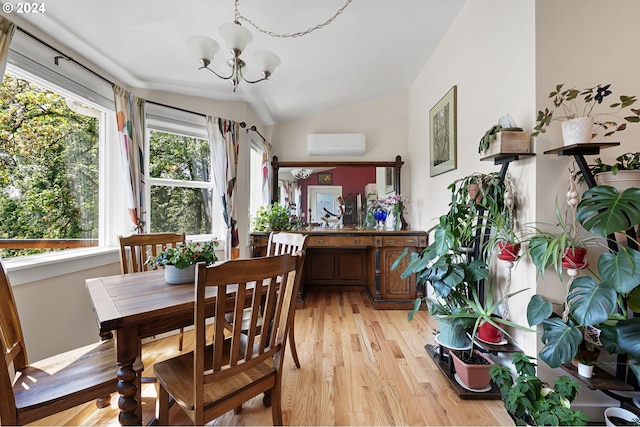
[146,240,219,284]
[532,84,640,145]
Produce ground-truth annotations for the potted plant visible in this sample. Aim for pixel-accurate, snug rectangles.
[525,184,640,372]
[478,119,530,157]
[574,340,600,378]
[251,202,299,232]
[589,152,640,197]
[532,83,640,144]
[146,240,219,284]
[449,172,503,216]
[490,353,589,426]
[604,407,640,426]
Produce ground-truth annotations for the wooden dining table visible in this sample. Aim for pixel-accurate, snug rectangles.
[86,267,232,426]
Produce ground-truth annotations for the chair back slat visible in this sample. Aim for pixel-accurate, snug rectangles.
[194,254,300,394]
[267,232,307,257]
[118,232,185,274]
[0,260,22,421]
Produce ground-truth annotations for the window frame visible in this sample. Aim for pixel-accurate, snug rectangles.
[144,103,225,241]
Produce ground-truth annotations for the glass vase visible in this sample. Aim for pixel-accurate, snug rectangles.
[372,208,388,229]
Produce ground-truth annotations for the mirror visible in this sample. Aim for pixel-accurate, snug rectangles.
[271,156,403,226]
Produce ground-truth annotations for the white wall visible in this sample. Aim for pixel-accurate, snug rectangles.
[407,0,537,355]
[267,92,411,196]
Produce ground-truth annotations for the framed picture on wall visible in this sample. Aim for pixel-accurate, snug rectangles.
[429,85,457,177]
[318,172,333,185]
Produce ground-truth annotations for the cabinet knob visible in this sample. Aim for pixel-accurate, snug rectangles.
[317,239,325,244]
[385,239,395,245]
[353,239,361,244]
[405,239,415,244]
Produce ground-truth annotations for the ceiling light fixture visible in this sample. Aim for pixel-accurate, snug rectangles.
[187,0,352,92]
[291,168,313,180]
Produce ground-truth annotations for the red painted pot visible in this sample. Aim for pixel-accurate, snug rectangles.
[561,247,588,269]
[477,320,503,343]
[497,242,520,261]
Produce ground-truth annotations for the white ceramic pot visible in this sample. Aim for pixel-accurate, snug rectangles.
[164,264,196,285]
[561,117,593,145]
[604,407,639,426]
[577,362,594,378]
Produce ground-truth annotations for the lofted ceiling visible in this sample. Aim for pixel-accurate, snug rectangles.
[8,0,466,125]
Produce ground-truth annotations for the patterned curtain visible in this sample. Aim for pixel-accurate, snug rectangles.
[113,85,146,232]
[207,116,240,260]
[0,16,16,85]
[261,139,273,203]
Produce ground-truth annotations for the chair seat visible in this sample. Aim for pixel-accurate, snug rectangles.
[13,339,141,422]
[154,344,276,412]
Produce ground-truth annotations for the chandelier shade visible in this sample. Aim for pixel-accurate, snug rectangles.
[219,22,253,53]
[187,36,220,65]
[291,168,313,180]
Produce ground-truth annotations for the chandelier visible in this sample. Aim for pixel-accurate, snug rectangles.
[187,0,352,92]
[291,168,313,180]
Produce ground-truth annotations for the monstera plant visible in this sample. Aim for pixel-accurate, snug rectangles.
[527,185,640,370]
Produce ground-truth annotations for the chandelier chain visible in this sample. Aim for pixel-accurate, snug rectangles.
[234,0,353,39]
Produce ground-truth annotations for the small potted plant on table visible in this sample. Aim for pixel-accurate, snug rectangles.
[146,240,218,284]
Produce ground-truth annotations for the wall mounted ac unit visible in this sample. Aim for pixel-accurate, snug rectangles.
[307,133,365,156]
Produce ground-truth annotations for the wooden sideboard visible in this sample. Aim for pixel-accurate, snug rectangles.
[250,228,428,309]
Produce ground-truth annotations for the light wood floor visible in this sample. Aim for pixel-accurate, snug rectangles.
[30,290,513,426]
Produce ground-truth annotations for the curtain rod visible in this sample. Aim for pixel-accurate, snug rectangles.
[17,26,115,87]
[16,26,265,141]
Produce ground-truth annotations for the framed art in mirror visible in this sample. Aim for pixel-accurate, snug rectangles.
[429,85,457,177]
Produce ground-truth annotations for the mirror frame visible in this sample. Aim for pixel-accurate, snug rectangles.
[270,155,404,204]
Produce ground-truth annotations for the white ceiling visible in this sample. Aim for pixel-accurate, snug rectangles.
[10,0,466,125]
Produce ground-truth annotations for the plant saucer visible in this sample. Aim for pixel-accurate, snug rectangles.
[454,373,491,393]
[434,333,471,350]
[476,336,508,346]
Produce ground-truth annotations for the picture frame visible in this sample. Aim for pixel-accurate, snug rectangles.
[318,172,333,185]
[429,85,457,177]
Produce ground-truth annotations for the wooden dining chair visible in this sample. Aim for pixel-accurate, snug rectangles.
[0,259,141,425]
[154,253,303,426]
[118,232,187,351]
[266,232,308,369]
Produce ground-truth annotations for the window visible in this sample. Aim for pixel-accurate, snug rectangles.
[145,104,224,240]
[249,140,264,226]
[0,71,103,257]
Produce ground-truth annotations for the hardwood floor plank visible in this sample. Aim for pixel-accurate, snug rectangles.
[30,290,513,426]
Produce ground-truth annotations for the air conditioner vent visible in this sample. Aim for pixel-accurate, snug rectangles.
[307,134,365,156]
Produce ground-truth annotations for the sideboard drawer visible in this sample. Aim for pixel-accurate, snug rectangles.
[375,235,427,248]
[308,235,374,247]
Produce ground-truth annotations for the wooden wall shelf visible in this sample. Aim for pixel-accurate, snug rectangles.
[560,364,635,391]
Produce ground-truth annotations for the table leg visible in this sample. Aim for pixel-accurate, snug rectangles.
[116,327,141,425]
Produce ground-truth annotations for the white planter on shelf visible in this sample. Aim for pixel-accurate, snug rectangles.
[164,264,196,285]
[604,407,639,426]
[561,116,593,145]
[577,362,594,378]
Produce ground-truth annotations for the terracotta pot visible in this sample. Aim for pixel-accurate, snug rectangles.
[561,247,588,269]
[467,183,487,204]
[450,350,494,390]
[497,242,520,261]
[477,319,503,343]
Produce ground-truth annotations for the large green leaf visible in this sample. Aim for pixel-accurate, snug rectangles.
[464,259,489,282]
[527,294,553,326]
[434,227,455,256]
[628,285,640,312]
[567,276,617,325]
[598,323,623,355]
[539,318,583,368]
[577,185,640,237]
[617,318,640,361]
[597,248,640,294]
[430,264,464,297]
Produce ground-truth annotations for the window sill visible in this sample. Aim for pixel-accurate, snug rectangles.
[4,246,120,286]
